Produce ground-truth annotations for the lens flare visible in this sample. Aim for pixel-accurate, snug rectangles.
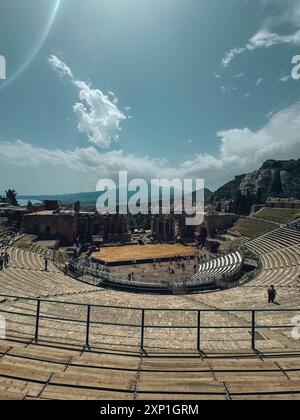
[0,0,61,91]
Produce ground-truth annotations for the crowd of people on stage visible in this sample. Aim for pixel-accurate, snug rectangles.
[151,252,209,276]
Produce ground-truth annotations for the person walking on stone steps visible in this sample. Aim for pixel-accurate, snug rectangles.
[3,251,10,268]
[44,256,48,272]
[0,253,4,271]
[267,285,277,304]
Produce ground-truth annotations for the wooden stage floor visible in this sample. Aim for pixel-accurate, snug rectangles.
[92,244,196,264]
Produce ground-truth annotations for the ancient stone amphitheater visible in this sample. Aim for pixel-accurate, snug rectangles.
[0,226,300,400]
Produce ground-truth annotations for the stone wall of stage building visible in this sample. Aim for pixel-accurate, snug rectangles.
[152,215,202,242]
[102,215,129,242]
[151,216,175,241]
[77,213,127,242]
[23,213,77,243]
[23,211,129,244]
[75,213,129,243]
[151,213,239,242]
[204,213,239,237]
[43,200,60,211]
[151,215,195,241]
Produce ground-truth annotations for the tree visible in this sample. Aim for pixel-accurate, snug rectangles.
[234,190,243,214]
[199,227,207,247]
[256,188,263,204]
[205,239,220,254]
[215,201,222,212]
[5,189,18,206]
[234,190,252,216]
[27,200,33,211]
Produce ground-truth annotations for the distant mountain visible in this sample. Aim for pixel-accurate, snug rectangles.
[19,187,214,209]
[211,159,300,204]
[20,160,299,214]
[203,188,214,202]
[19,191,99,206]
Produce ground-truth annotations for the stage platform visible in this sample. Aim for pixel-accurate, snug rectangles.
[92,243,196,265]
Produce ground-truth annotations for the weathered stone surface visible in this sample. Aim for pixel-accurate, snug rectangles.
[212,160,300,204]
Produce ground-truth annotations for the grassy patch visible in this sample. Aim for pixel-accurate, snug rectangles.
[256,208,300,224]
[229,218,276,239]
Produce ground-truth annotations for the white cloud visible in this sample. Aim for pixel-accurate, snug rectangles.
[256,78,264,86]
[49,55,74,79]
[248,29,300,49]
[73,81,126,148]
[278,74,291,82]
[222,0,300,68]
[222,47,246,68]
[0,140,173,180]
[242,94,251,100]
[222,29,300,68]
[178,103,300,184]
[1,53,294,193]
[221,86,237,95]
[216,102,300,167]
[48,55,127,148]
[233,73,245,78]
[2,102,300,191]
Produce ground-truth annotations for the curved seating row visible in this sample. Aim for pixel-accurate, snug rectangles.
[191,251,243,286]
[0,231,300,399]
[1,338,300,400]
[0,238,299,353]
[0,246,95,299]
[247,228,300,255]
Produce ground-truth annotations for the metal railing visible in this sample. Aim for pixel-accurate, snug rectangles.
[0,293,299,352]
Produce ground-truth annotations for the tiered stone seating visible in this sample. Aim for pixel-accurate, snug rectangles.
[243,245,299,286]
[0,246,96,299]
[0,339,300,400]
[241,227,300,290]
[0,238,298,352]
[0,230,300,399]
[190,251,243,286]
[1,286,299,353]
[288,218,300,232]
[247,227,300,255]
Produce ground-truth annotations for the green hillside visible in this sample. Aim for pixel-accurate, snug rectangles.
[256,208,300,224]
[229,217,276,239]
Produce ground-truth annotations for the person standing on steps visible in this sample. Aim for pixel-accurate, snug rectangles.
[0,253,4,271]
[267,285,277,304]
[3,251,10,268]
[44,256,48,272]
[64,262,69,276]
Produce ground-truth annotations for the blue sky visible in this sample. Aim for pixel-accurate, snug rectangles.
[0,0,300,194]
